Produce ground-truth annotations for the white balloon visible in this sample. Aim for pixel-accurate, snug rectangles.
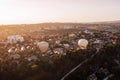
[78,39,88,49]
[37,41,49,53]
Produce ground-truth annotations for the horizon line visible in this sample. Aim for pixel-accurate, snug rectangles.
[0,19,120,25]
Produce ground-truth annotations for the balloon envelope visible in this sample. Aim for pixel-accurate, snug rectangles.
[37,41,49,53]
[78,39,88,49]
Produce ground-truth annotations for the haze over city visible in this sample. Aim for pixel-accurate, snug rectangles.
[0,0,120,80]
[0,0,120,24]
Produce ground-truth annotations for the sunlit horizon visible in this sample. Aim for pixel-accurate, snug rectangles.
[0,0,120,24]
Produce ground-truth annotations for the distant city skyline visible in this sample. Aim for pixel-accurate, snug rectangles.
[0,0,120,24]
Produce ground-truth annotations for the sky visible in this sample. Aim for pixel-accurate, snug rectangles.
[0,0,120,24]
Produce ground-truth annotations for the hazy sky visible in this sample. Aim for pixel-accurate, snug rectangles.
[0,0,120,24]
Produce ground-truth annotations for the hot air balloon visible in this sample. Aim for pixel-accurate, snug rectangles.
[37,41,49,53]
[78,39,88,49]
